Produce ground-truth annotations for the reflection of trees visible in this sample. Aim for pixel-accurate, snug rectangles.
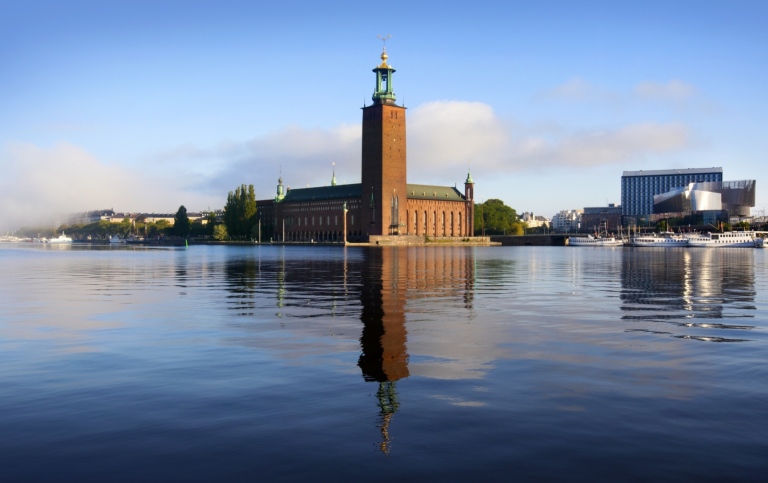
[620,249,756,342]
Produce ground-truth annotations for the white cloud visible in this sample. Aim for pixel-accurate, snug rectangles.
[406,100,690,176]
[537,77,603,101]
[407,101,509,182]
[201,123,362,196]
[634,80,695,102]
[0,142,219,231]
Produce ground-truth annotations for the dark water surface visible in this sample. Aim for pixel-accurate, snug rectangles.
[1,244,766,481]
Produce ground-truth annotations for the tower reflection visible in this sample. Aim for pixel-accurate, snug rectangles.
[357,247,476,453]
[358,248,409,454]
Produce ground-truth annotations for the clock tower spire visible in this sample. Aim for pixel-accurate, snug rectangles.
[360,42,407,237]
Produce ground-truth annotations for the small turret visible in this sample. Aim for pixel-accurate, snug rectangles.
[275,176,285,202]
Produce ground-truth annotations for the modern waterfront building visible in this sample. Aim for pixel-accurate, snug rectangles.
[653,179,756,220]
[255,47,475,242]
[621,168,723,219]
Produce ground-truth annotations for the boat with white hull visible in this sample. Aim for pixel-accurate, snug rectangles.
[629,231,688,247]
[568,235,624,247]
[686,231,756,248]
[47,233,73,244]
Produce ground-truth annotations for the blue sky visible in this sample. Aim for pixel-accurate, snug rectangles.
[1,0,766,230]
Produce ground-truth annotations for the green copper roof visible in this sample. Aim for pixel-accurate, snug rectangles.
[278,183,467,203]
[465,171,474,184]
[406,184,466,201]
[281,183,362,203]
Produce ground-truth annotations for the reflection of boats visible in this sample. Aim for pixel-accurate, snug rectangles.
[629,231,688,247]
[48,233,73,244]
[568,234,624,247]
[686,231,756,248]
[109,235,126,244]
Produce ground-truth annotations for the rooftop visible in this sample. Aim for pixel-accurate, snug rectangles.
[622,167,723,177]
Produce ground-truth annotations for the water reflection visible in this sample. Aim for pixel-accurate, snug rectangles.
[621,248,756,341]
[219,247,478,452]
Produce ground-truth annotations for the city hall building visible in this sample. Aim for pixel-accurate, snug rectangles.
[257,48,475,243]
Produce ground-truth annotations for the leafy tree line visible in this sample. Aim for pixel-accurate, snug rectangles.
[223,184,258,240]
[474,199,527,236]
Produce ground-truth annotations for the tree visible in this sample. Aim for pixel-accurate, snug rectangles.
[174,205,191,237]
[148,219,171,238]
[117,217,133,237]
[213,224,228,241]
[224,184,257,239]
[474,199,524,235]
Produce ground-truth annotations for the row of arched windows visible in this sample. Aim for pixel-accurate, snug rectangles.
[407,209,466,237]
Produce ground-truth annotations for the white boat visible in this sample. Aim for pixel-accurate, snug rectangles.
[755,237,765,248]
[629,231,688,247]
[686,231,756,248]
[109,235,126,244]
[568,234,624,247]
[48,233,73,244]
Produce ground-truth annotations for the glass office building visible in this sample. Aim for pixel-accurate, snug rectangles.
[621,167,723,217]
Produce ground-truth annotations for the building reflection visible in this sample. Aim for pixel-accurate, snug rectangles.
[620,248,756,341]
[358,248,408,454]
[357,247,475,452]
[220,246,477,453]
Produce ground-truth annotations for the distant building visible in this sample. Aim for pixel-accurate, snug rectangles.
[580,204,622,233]
[621,167,723,219]
[551,210,582,233]
[69,209,116,225]
[520,212,549,228]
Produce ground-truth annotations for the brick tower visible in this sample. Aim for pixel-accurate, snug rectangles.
[360,48,407,237]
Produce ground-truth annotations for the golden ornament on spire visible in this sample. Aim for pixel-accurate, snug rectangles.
[376,34,391,68]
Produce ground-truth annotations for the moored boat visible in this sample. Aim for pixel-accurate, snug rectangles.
[686,231,757,248]
[629,231,688,247]
[48,233,73,244]
[568,234,624,247]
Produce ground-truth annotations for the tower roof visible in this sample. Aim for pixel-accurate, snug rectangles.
[371,47,397,104]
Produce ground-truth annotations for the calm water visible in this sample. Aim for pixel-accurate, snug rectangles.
[1,243,766,481]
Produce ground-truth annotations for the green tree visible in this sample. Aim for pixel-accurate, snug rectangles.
[147,220,171,238]
[213,224,229,241]
[224,184,257,239]
[174,205,191,237]
[474,199,523,235]
[117,217,133,237]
